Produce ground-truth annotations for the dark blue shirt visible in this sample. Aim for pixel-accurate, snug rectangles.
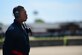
[3,19,30,55]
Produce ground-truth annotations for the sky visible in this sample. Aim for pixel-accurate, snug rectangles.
[0,0,82,25]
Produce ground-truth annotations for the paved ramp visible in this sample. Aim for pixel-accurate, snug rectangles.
[0,46,82,55]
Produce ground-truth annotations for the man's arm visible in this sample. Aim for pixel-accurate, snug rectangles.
[6,29,27,55]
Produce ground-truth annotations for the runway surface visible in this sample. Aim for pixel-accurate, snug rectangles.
[0,46,82,55]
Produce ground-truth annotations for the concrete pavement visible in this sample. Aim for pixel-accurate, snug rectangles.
[0,46,82,55]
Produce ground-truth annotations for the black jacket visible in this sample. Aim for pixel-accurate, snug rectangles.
[3,20,30,55]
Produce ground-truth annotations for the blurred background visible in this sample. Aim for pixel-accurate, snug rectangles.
[0,0,82,55]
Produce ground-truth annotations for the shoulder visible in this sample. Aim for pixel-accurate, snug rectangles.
[6,23,17,34]
[7,24,15,31]
[8,25,14,31]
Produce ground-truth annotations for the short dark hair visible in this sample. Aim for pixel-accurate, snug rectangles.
[13,6,24,18]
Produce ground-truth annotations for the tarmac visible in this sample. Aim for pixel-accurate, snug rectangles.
[0,46,82,55]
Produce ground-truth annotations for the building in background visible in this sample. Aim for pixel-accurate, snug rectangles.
[29,22,82,37]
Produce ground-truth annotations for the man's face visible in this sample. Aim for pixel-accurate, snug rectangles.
[19,9,28,22]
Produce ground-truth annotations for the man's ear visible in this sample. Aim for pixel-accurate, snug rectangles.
[15,11,19,19]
